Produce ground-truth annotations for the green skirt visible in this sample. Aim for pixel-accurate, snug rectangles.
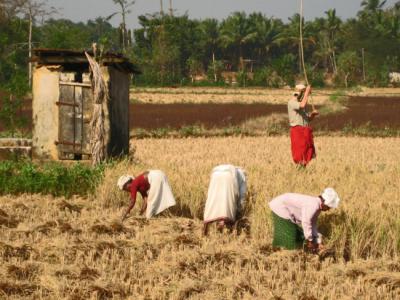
[272,212,305,250]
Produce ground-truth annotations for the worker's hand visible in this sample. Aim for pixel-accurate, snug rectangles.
[306,240,318,254]
[311,109,319,116]
[306,85,312,94]
[316,243,325,254]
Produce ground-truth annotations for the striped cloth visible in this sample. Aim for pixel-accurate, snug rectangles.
[272,212,305,250]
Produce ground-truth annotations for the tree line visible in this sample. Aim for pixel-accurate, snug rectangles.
[1,0,400,90]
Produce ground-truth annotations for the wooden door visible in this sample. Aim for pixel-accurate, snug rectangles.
[57,82,92,160]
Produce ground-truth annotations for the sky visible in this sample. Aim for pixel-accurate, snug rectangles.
[46,0,399,29]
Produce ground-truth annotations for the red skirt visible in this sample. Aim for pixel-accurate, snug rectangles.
[290,126,316,166]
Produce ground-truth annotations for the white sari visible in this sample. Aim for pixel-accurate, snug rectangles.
[203,165,247,223]
[146,170,176,219]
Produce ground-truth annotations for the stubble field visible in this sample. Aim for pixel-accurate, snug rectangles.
[1,136,400,299]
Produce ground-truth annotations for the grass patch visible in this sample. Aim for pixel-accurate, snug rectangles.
[341,121,400,137]
[0,160,104,197]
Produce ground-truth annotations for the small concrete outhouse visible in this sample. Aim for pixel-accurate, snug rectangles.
[31,48,139,160]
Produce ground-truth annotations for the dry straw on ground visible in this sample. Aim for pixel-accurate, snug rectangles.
[0,136,399,299]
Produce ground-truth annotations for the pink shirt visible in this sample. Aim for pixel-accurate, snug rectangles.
[269,193,322,241]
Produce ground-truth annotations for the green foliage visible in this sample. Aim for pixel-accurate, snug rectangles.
[271,54,297,87]
[1,1,400,88]
[336,51,362,87]
[236,70,249,87]
[0,160,104,197]
[0,68,29,137]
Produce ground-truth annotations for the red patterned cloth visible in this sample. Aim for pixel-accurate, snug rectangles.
[290,126,316,166]
[130,174,150,202]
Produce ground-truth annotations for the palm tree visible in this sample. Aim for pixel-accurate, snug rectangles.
[219,12,257,70]
[275,14,316,74]
[248,13,281,63]
[361,0,387,12]
[200,18,220,81]
[324,9,341,73]
[109,0,135,52]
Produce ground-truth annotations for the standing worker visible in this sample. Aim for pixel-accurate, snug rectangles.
[288,84,319,166]
[203,164,247,235]
[117,170,176,221]
[269,188,340,252]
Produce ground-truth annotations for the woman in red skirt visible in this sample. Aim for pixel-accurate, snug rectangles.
[287,84,319,166]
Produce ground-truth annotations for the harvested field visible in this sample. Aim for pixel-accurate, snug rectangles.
[1,136,399,299]
[130,87,400,104]
[131,87,331,104]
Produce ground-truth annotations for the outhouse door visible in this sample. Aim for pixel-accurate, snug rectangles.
[56,82,93,160]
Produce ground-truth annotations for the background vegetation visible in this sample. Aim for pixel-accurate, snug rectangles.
[1,0,400,88]
[0,160,104,197]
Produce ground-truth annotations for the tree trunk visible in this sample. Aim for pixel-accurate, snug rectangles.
[332,50,337,75]
[212,51,216,82]
[239,45,244,71]
[121,4,127,52]
[28,10,33,88]
[344,73,349,88]
[169,0,173,16]
[160,0,164,15]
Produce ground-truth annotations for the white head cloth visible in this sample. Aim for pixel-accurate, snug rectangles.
[321,187,340,208]
[117,175,134,190]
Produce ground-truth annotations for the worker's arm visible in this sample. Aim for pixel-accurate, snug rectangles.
[121,198,136,222]
[140,196,148,215]
[301,206,319,252]
[299,85,312,108]
[121,184,137,222]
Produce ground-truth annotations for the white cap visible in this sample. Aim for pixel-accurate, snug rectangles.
[293,84,306,96]
[117,175,134,190]
[321,188,340,208]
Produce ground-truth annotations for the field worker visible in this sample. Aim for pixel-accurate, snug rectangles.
[117,170,176,221]
[269,188,340,252]
[203,164,247,235]
[288,84,319,166]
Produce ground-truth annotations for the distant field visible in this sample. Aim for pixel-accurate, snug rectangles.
[1,136,399,299]
[2,88,400,137]
[130,95,400,137]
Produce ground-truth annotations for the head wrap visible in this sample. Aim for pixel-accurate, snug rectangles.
[117,175,134,190]
[321,187,340,208]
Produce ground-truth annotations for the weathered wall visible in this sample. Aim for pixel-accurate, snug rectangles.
[105,67,130,157]
[32,66,60,159]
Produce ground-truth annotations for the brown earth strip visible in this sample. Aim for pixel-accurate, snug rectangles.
[313,96,400,131]
[130,103,288,129]
[131,97,400,132]
[2,96,400,134]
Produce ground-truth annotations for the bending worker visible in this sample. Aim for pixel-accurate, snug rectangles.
[269,188,340,252]
[288,84,319,166]
[203,164,247,235]
[117,170,176,221]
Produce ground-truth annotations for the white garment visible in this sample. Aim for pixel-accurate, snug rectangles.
[203,164,247,223]
[146,170,176,219]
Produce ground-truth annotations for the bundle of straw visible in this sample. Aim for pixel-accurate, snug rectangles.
[85,52,110,165]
